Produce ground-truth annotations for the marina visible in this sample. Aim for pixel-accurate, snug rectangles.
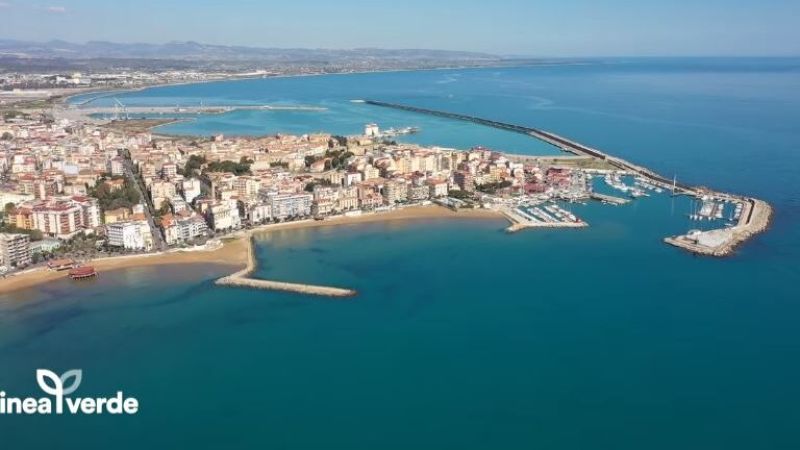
[590,192,630,205]
[363,100,772,257]
[500,203,587,232]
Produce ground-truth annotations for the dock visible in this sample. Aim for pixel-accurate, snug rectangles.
[363,100,772,256]
[500,207,587,233]
[664,198,772,256]
[590,193,630,205]
[215,237,356,297]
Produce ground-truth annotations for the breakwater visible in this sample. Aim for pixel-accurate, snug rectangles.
[216,237,357,297]
[364,100,772,256]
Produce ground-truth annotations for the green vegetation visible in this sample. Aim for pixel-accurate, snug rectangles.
[154,200,172,220]
[330,135,348,147]
[181,154,207,176]
[51,234,101,259]
[305,155,322,167]
[2,110,28,120]
[205,157,253,175]
[476,180,513,194]
[325,149,353,170]
[448,189,473,200]
[88,176,141,211]
[1,132,13,141]
[0,223,43,241]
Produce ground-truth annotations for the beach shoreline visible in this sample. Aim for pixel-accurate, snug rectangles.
[0,205,505,296]
[58,60,565,107]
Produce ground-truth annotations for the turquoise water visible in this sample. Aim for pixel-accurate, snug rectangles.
[3,58,800,449]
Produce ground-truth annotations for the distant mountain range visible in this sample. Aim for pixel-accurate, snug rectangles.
[0,39,506,65]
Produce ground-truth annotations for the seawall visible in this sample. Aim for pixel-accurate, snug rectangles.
[215,237,357,297]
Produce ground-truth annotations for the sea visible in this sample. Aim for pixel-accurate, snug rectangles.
[2,58,799,449]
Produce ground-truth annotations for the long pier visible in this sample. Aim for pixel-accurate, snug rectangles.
[499,207,587,233]
[364,100,772,256]
[364,100,696,194]
[590,193,630,205]
[215,237,356,297]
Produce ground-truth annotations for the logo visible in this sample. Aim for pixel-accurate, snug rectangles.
[0,369,139,415]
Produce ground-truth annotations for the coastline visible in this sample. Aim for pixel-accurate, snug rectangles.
[58,61,543,107]
[0,205,504,296]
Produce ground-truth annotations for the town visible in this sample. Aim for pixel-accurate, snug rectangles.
[0,106,616,276]
[0,96,773,281]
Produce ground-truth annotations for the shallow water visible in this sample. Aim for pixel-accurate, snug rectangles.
[2,58,798,449]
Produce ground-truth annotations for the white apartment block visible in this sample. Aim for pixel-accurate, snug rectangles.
[268,193,312,219]
[0,233,32,268]
[164,216,208,245]
[106,220,153,251]
[208,200,241,231]
[247,203,273,224]
[182,178,202,204]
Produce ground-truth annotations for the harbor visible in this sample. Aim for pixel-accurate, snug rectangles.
[499,203,588,233]
[363,100,772,256]
[590,192,630,205]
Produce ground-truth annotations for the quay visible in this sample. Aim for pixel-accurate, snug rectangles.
[364,100,772,256]
[664,198,772,257]
[590,193,630,205]
[215,237,356,297]
[500,207,587,233]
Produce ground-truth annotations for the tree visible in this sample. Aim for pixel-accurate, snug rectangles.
[476,180,512,194]
[205,157,252,175]
[183,155,207,176]
[325,149,353,170]
[155,201,172,218]
[88,176,141,211]
[330,135,348,147]
[1,132,13,141]
[0,223,43,241]
[305,155,321,167]
[448,190,473,200]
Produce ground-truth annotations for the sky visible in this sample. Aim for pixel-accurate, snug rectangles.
[0,0,798,56]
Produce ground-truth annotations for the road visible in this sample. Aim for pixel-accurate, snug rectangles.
[120,149,167,251]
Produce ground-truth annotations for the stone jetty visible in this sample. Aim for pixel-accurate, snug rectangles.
[215,237,356,297]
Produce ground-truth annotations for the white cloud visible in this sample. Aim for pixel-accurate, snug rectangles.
[45,5,66,14]
[0,1,11,8]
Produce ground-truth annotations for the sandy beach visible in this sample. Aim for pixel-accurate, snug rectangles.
[0,205,505,296]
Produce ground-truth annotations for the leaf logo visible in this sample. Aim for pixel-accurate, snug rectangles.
[37,369,83,396]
